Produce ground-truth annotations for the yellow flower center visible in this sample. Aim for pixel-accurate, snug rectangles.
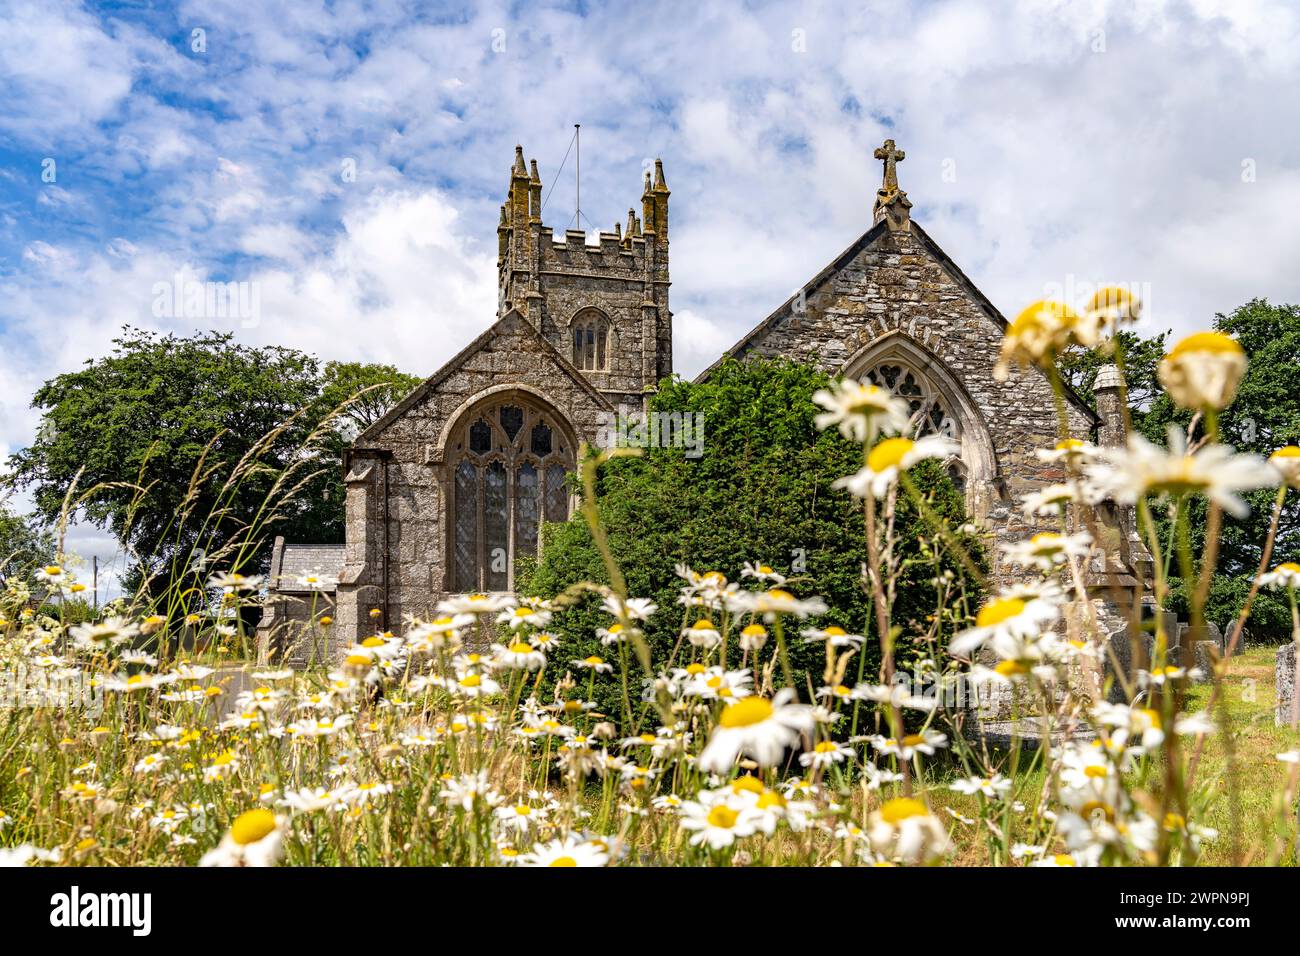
[994,660,1028,677]
[345,654,371,667]
[692,619,716,631]
[741,624,766,637]
[731,775,764,794]
[1079,800,1115,821]
[549,856,577,867]
[1011,300,1078,336]
[879,797,929,824]
[847,384,890,415]
[460,674,481,688]
[814,741,839,753]
[361,636,385,648]
[1084,764,1109,778]
[1167,331,1243,358]
[1053,853,1076,866]
[515,805,531,816]
[901,734,926,747]
[508,643,532,654]
[686,663,706,674]
[719,697,774,728]
[230,809,277,846]
[584,656,604,666]
[707,805,739,829]
[977,598,1026,628]
[1274,562,1300,575]
[867,437,915,473]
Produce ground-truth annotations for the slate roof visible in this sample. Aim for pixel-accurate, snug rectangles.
[270,543,345,594]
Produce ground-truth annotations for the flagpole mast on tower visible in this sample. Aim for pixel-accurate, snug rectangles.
[574,124,581,231]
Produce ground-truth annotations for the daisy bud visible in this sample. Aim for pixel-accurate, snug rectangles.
[1157,331,1246,411]
[994,300,1079,381]
[1269,446,1300,488]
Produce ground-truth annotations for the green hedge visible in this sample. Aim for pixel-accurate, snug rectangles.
[517,357,985,723]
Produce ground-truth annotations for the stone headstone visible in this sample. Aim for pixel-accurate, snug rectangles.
[1105,626,1154,704]
[1277,643,1298,727]
[1179,623,1226,675]
[1193,641,1219,682]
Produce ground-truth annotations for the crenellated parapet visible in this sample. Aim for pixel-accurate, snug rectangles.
[495,144,672,407]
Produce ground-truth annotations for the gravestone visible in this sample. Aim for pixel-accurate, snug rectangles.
[1277,643,1298,727]
[1105,626,1154,704]
[1177,622,1226,676]
[1193,641,1219,682]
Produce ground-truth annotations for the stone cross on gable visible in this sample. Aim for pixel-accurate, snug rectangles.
[873,138,905,193]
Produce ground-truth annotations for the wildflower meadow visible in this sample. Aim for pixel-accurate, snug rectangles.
[3,288,1298,873]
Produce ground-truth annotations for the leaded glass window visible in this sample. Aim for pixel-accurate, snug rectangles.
[447,397,574,592]
[864,361,964,489]
[572,309,609,371]
[865,362,960,440]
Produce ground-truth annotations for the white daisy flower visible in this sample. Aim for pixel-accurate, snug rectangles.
[812,378,912,443]
[199,810,284,867]
[697,689,815,773]
[949,584,1063,660]
[518,834,610,867]
[834,435,960,499]
[799,739,853,769]
[1157,331,1246,412]
[1259,562,1300,589]
[678,796,762,850]
[1087,426,1277,519]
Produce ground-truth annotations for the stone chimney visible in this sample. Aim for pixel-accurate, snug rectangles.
[1094,363,1127,448]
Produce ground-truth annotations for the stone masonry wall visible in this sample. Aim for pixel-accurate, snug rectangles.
[728,223,1096,580]
[534,229,667,409]
[335,312,611,648]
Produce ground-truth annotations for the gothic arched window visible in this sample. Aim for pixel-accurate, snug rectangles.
[864,361,965,488]
[865,362,960,440]
[448,396,574,592]
[571,309,609,371]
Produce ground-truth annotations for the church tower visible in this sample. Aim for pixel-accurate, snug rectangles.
[497,145,672,410]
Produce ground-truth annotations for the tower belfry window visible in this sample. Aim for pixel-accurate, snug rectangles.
[572,310,609,371]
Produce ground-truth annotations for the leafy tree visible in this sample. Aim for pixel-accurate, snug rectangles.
[519,358,984,721]
[1058,329,1169,435]
[5,328,420,593]
[1138,301,1300,582]
[1058,300,1300,641]
[0,500,54,584]
[319,361,421,440]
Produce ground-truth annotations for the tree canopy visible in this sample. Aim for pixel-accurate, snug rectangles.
[5,328,420,586]
[519,357,984,718]
[1060,299,1300,638]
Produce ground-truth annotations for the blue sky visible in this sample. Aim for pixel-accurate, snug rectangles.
[3,0,1300,592]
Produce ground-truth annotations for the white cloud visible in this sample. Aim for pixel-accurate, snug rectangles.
[3,0,1300,560]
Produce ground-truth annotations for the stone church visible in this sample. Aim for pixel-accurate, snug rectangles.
[258,139,1140,657]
